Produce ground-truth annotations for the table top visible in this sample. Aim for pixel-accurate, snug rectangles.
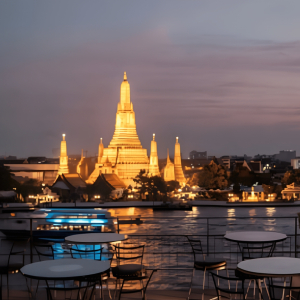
[21,258,110,280]
[224,231,287,243]
[237,257,300,277]
[65,233,127,245]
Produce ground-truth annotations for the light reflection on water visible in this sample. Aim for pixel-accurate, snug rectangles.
[106,206,298,236]
[266,207,276,217]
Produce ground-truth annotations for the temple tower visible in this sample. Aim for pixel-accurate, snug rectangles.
[108,72,143,149]
[163,149,175,181]
[149,134,160,176]
[87,72,149,186]
[57,134,69,175]
[174,137,186,184]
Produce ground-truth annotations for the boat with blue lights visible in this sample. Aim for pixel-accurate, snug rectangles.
[0,208,115,239]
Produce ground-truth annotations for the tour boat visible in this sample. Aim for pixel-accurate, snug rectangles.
[0,207,115,239]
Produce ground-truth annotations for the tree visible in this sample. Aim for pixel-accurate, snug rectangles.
[17,179,42,199]
[196,161,229,190]
[281,170,300,187]
[133,170,149,199]
[166,180,180,194]
[133,170,170,200]
[148,175,167,201]
[0,164,19,191]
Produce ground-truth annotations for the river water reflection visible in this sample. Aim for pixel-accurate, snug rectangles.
[108,205,299,236]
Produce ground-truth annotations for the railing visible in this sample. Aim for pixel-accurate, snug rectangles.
[0,214,298,289]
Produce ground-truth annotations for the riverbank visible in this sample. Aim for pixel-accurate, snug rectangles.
[36,199,300,208]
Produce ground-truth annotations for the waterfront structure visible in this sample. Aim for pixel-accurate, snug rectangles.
[242,186,264,201]
[52,173,86,197]
[291,158,300,169]
[57,134,69,175]
[189,151,207,159]
[275,150,296,163]
[281,183,300,201]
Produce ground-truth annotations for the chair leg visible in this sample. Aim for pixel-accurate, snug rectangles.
[263,278,270,300]
[187,268,195,300]
[6,273,9,299]
[202,268,207,300]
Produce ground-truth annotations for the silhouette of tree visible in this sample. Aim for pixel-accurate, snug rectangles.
[196,160,229,190]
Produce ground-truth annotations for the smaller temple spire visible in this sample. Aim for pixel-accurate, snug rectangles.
[98,137,104,163]
[167,149,170,163]
[123,71,127,81]
[176,136,178,143]
[149,133,159,176]
[58,133,69,175]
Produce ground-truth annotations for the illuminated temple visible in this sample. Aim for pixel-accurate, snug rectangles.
[59,72,186,187]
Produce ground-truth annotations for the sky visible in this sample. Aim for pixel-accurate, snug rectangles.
[1,1,300,159]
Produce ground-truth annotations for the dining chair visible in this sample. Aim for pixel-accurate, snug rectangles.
[70,245,103,261]
[46,281,97,300]
[0,238,29,299]
[117,269,157,300]
[186,236,226,300]
[268,283,300,300]
[235,243,275,300]
[111,243,145,299]
[111,243,145,278]
[34,241,57,261]
[211,271,245,300]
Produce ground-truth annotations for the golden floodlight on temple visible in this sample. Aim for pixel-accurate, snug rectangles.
[59,72,186,186]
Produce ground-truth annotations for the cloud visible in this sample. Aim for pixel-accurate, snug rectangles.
[1,28,300,157]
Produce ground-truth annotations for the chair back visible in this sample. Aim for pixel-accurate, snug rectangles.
[46,281,96,300]
[210,271,245,300]
[241,243,275,261]
[70,245,103,261]
[118,269,157,300]
[113,243,145,266]
[0,238,28,272]
[268,284,300,300]
[186,236,204,261]
[34,242,55,261]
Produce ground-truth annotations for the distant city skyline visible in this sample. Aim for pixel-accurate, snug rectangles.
[1,1,300,158]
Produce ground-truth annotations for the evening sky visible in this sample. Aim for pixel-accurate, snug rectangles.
[1,1,300,158]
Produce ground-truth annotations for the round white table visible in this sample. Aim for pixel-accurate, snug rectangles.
[65,233,127,245]
[21,258,110,280]
[237,257,300,278]
[224,231,287,244]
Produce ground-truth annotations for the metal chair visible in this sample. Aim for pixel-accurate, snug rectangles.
[235,243,275,300]
[70,245,103,261]
[0,238,28,299]
[70,245,106,299]
[268,283,300,300]
[111,243,145,299]
[211,271,245,300]
[186,236,226,300]
[33,241,57,261]
[111,243,145,278]
[117,269,157,300]
[46,281,97,300]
